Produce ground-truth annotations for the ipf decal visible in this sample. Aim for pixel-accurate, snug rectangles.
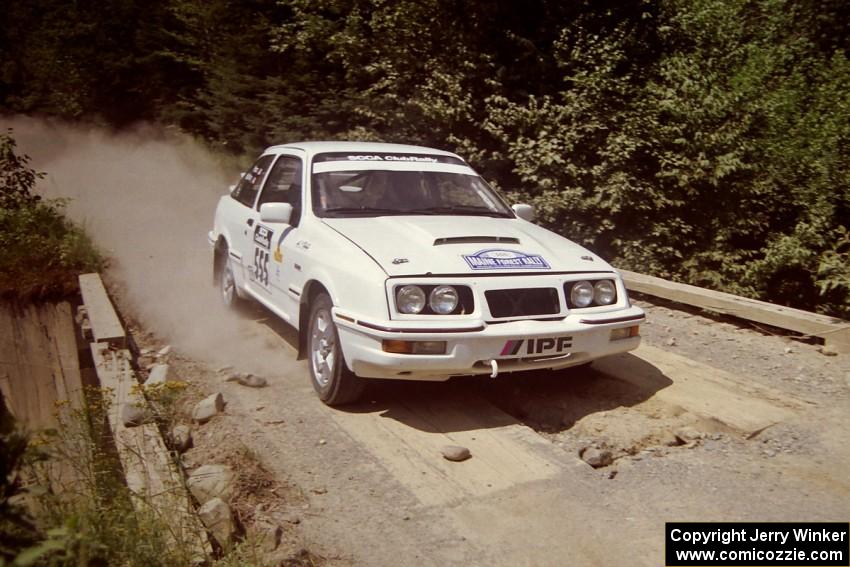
[501,336,572,357]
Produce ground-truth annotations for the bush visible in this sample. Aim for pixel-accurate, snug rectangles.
[0,130,103,299]
[0,392,40,565]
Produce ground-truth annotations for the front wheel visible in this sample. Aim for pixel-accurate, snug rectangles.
[220,256,241,309]
[308,293,365,406]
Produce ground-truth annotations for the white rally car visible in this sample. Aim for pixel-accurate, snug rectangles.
[209,142,644,405]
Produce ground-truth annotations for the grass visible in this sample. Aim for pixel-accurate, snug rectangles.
[6,389,204,567]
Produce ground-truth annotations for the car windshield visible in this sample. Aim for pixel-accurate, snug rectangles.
[311,170,514,218]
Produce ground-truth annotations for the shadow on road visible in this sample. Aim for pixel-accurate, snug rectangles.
[237,302,673,436]
[339,353,673,435]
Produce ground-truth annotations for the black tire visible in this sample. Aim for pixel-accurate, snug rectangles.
[307,293,365,405]
[220,255,242,309]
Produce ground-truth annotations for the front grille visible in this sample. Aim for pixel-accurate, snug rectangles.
[484,288,561,318]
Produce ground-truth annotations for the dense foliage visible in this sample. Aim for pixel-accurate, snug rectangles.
[1,0,847,316]
[0,131,103,299]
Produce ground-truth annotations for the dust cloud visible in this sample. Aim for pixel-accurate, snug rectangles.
[5,116,298,377]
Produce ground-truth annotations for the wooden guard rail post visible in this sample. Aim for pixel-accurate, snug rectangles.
[618,269,850,354]
[78,273,211,560]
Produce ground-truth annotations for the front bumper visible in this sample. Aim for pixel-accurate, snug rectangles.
[333,306,645,380]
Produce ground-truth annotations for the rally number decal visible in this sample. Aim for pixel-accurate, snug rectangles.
[253,248,270,287]
[251,224,273,289]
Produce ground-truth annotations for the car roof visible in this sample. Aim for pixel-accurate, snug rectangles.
[264,141,464,161]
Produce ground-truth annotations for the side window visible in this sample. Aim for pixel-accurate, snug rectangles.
[232,155,274,208]
[257,155,303,226]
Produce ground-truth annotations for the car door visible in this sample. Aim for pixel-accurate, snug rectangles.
[251,153,305,319]
[225,154,274,293]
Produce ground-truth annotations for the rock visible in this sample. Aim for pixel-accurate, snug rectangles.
[580,446,613,468]
[75,306,88,324]
[818,345,838,357]
[674,426,702,444]
[255,522,282,552]
[157,345,172,357]
[783,347,793,354]
[169,424,192,453]
[226,373,267,388]
[187,464,235,504]
[144,364,170,386]
[198,497,236,548]
[216,365,233,373]
[658,430,681,447]
[665,337,677,347]
[441,445,471,462]
[318,439,327,445]
[241,374,267,388]
[121,402,150,427]
[193,393,225,424]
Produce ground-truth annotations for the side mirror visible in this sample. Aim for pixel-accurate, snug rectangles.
[260,203,293,224]
[512,203,536,222]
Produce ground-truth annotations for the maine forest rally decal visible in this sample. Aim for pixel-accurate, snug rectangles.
[463,249,551,270]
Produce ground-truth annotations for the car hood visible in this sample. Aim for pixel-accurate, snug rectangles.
[322,216,613,277]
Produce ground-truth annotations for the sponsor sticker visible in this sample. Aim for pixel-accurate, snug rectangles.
[463,249,550,270]
[345,154,438,163]
[501,336,572,357]
[272,226,293,263]
[253,225,273,249]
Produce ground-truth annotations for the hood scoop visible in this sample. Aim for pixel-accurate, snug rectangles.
[433,236,520,246]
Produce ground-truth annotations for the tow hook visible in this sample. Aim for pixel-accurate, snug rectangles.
[489,359,499,378]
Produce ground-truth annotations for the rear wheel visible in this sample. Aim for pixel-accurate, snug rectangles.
[308,293,364,405]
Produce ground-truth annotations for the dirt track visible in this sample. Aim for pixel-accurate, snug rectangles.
[129,296,849,566]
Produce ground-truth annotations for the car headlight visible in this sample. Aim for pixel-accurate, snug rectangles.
[570,280,594,308]
[593,280,616,305]
[429,285,458,314]
[397,285,426,314]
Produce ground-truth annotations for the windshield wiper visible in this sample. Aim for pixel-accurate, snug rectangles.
[404,206,511,218]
